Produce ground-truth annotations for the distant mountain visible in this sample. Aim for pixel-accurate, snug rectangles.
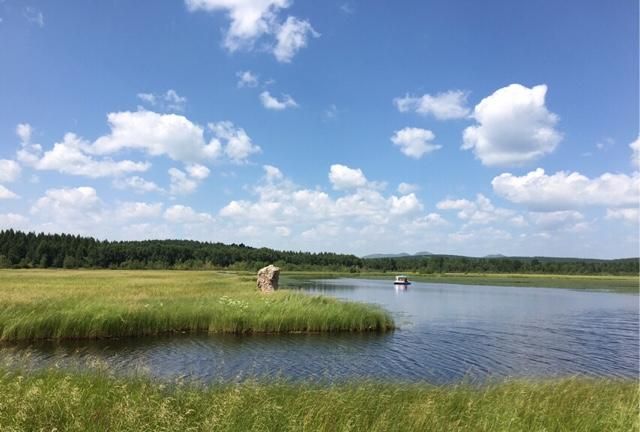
[484,254,507,258]
[362,253,411,259]
[363,251,433,259]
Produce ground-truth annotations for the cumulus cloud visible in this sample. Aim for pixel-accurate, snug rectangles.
[0,185,18,199]
[93,111,221,164]
[437,194,518,225]
[137,89,187,112]
[236,70,259,88]
[185,0,317,62]
[18,112,259,178]
[273,16,319,63]
[462,84,562,166]
[30,187,104,233]
[630,135,640,168]
[389,193,423,215]
[35,133,150,178]
[219,164,426,239]
[169,168,199,195]
[209,121,261,162]
[185,163,211,180]
[263,164,283,181]
[397,182,419,194]
[391,127,441,159]
[259,91,298,110]
[16,123,44,166]
[528,210,585,231]
[329,164,367,190]
[116,202,163,220]
[113,176,164,194]
[606,208,639,225]
[394,90,470,120]
[164,205,214,224]
[0,160,21,183]
[0,213,28,229]
[492,168,640,210]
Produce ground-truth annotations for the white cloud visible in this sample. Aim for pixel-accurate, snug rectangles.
[35,133,150,178]
[630,135,640,168]
[116,202,163,220]
[32,187,100,213]
[329,164,367,190]
[492,168,640,210]
[185,0,316,62]
[263,164,283,181]
[16,123,43,166]
[185,0,289,51]
[389,193,423,215]
[0,185,18,199]
[137,89,187,112]
[273,16,319,63]
[93,111,221,164]
[462,84,562,166]
[397,182,419,194]
[185,163,210,180]
[606,208,639,225]
[259,91,298,110]
[236,70,259,88]
[169,168,199,195]
[30,187,104,233]
[0,213,28,229]
[24,6,44,27]
[0,160,21,183]
[275,226,291,236]
[394,90,470,120]
[528,210,584,231]
[18,112,257,177]
[437,194,516,225]
[209,121,261,162]
[164,205,214,223]
[390,127,441,159]
[113,176,163,194]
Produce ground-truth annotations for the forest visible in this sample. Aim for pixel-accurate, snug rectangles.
[0,229,637,275]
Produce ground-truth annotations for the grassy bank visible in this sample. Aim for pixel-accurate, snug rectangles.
[0,369,636,431]
[0,270,393,341]
[283,271,640,292]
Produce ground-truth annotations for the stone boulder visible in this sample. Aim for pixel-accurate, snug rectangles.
[257,264,280,293]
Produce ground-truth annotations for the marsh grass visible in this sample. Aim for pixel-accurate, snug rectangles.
[0,270,393,340]
[0,369,636,431]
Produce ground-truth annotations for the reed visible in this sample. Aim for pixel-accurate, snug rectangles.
[0,369,636,432]
[0,270,393,340]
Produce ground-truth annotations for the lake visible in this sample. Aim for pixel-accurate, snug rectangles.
[1,278,637,384]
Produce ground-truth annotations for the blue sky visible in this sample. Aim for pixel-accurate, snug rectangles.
[0,0,638,258]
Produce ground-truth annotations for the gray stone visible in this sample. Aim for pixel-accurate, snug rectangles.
[257,264,280,293]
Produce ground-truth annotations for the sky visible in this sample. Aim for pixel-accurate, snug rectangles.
[0,0,638,258]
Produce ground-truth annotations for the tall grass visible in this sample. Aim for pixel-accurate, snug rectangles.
[0,270,393,340]
[0,369,636,431]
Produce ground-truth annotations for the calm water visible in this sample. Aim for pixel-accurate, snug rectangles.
[1,279,638,383]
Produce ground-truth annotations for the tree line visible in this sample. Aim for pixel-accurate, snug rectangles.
[0,229,637,275]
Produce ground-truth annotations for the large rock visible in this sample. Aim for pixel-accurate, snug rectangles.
[257,265,280,293]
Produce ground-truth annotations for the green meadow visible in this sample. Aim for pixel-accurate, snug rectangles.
[0,270,393,340]
[0,370,636,432]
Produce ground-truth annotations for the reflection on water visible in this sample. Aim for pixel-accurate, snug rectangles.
[1,278,638,384]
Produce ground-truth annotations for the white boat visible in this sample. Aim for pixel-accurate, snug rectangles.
[393,275,411,285]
